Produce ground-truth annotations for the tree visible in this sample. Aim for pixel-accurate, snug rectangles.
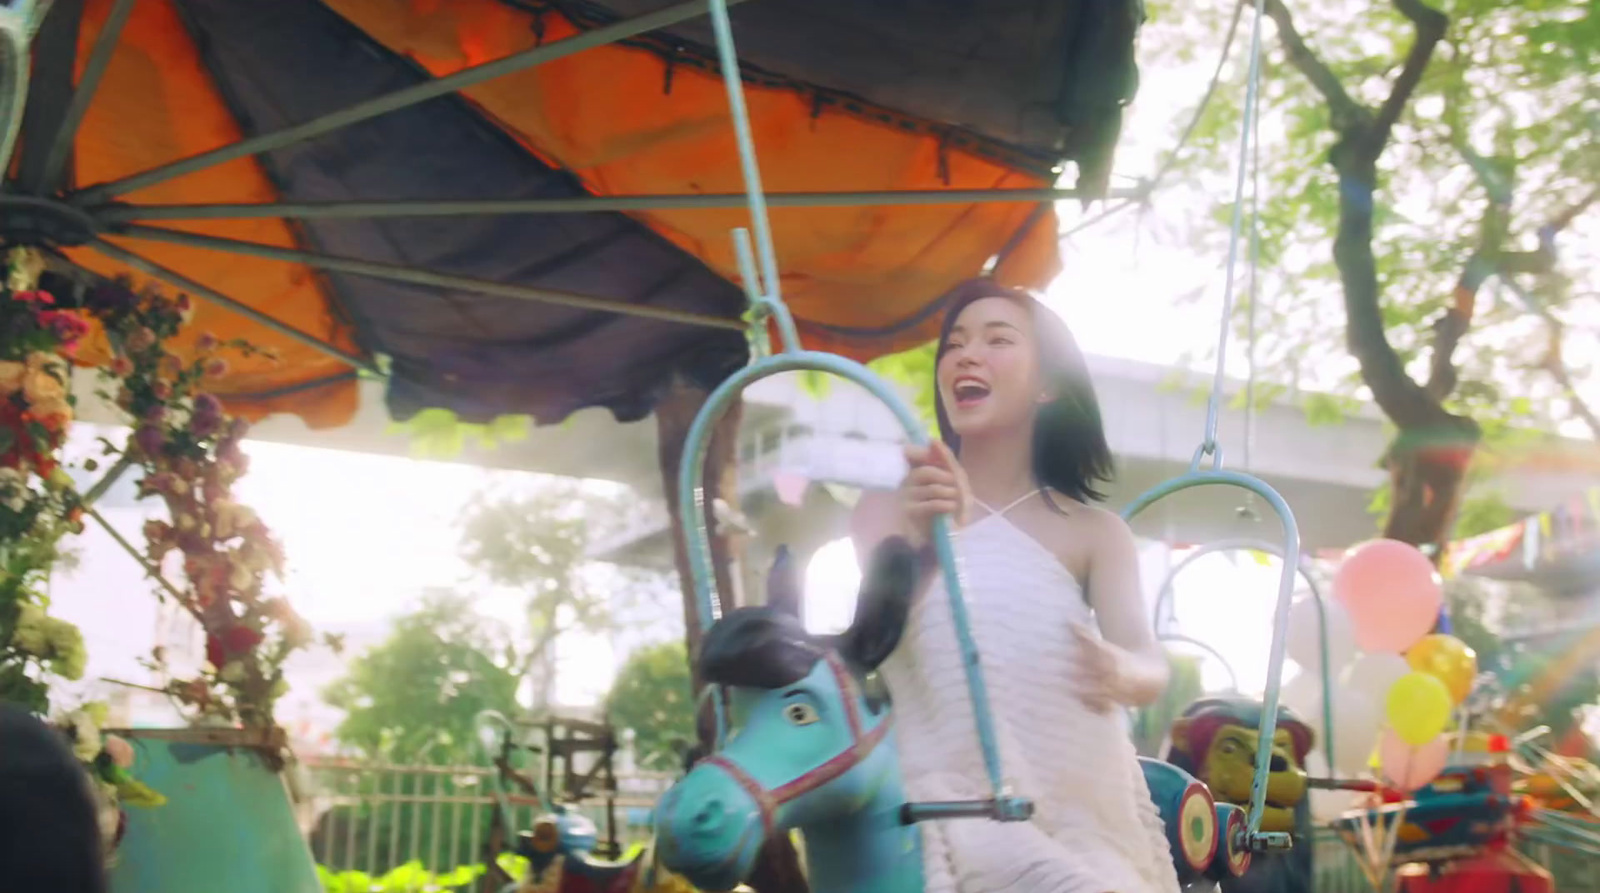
[1145,0,1597,553]
[323,590,520,764]
[324,481,625,762]
[605,640,695,772]
[458,482,619,709]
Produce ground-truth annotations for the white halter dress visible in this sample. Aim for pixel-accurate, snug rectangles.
[877,495,1181,893]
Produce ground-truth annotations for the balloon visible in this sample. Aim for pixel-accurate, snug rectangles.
[1406,634,1478,705]
[1329,691,1385,776]
[1386,672,1453,745]
[1342,652,1411,697]
[1332,539,1442,653]
[1377,730,1449,791]
[1285,595,1358,676]
[1280,667,1324,723]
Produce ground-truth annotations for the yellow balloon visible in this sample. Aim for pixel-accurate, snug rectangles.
[1385,672,1453,746]
[1406,634,1478,705]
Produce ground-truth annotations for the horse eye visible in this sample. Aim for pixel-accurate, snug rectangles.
[784,703,820,726]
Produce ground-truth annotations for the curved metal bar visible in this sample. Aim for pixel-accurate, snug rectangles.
[678,350,1027,819]
[1157,632,1241,693]
[1151,537,1336,773]
[1122,471,1299,850]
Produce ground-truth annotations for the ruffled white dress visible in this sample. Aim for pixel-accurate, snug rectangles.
[877,495,1181,893]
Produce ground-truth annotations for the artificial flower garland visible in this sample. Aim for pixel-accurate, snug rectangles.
[0,247,89,713]
[85,276,315,731]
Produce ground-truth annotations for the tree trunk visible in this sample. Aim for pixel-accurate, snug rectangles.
[1263,0,1473,559]
[654,376,810,893]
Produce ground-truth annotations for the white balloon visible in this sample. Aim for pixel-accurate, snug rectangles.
[1340,651,1411,697]
[1279,666,1325,725]
[1285,595,1358,677]
[1327,691,1384,777]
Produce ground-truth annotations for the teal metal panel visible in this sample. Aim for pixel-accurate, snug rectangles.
[109,735,319,893]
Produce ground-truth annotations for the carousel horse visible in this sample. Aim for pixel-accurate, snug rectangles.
[653,537,1249,893]
[1165,697,1315,893]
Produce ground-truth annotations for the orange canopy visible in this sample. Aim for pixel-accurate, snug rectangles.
[16,0,1139,428]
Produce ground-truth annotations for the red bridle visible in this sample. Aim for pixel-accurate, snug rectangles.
[700,652,894,839]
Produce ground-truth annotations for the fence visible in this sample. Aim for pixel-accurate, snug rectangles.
[300,756,675,876]
[299,757,1599,890]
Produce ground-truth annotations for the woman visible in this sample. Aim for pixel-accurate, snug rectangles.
[852,278,1180,893]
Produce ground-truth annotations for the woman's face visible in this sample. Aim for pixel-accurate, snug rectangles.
[937,296,1045,440]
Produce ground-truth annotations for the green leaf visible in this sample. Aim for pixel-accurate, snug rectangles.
[1301,393,1348,427]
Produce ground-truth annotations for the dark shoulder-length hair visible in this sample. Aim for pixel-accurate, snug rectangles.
[933,278,1114,505]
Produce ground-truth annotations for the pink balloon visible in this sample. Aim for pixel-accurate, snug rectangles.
[1378,729,1450,792]
[1332,539,1442,653]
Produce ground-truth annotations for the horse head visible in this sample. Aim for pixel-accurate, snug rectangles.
[653,537,919,892]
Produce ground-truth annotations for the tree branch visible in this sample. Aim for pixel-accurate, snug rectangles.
[1425,147,1513,399]
[1373,0,1449,141]
[1542,331,1600,439]
[1263,0,1367,130]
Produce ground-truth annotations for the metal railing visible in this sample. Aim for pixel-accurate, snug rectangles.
[300,757,675,876]
[299,757,1598,890]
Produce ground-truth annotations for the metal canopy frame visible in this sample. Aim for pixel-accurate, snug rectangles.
[1,0,1147,389]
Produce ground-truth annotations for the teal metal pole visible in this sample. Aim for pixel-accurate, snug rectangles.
[1122,471,1299,852]
[676,351,1030,822]
[1149,538,1337,775]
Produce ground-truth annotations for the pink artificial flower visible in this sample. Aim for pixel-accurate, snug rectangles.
[103,735,135,769]
[196,332,219,352]
[10,290,53,305]
[109,355,134,377]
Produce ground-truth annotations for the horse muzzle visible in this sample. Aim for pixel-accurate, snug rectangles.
[654,764,768,892]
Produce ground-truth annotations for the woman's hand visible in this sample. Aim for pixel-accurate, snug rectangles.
[1070,622,1133,713]
[900,440,972,549]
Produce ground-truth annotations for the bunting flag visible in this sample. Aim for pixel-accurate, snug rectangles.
[1444,486,1600,578]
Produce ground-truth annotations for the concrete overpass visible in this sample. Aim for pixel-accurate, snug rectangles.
[76,352,1592,571]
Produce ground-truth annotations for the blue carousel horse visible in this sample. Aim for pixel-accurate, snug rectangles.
[653,537,1251,893]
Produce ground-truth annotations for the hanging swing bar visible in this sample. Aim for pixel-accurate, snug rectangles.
[1119,0,1301,854]
[673,0,1031,824]
[1150,537,1337,775]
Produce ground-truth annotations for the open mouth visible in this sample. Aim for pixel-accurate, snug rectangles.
[952,377,991,408]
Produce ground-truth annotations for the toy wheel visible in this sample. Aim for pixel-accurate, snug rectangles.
[1177,781,1219,874]
[1208,803,1252,880]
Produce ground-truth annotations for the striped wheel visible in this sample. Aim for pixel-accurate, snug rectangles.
[1209,803,1252,880]
[1177,782,1219,874]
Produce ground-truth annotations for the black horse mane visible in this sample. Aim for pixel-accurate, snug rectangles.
[700,607,826,690]
[699,536,918,710]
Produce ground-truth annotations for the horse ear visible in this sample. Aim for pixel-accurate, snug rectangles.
[841,536,919,670]
[766,545,803,618]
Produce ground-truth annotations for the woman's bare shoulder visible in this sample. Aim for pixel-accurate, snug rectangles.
[1035,494,1136,555]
